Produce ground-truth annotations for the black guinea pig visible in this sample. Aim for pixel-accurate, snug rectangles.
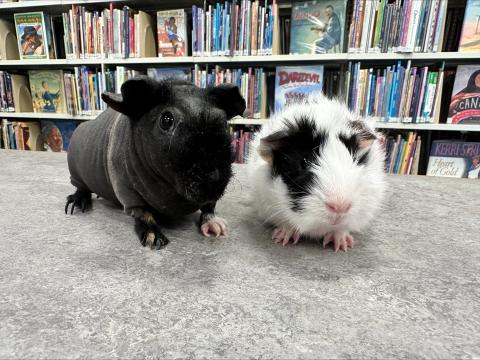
[65,76,246,249]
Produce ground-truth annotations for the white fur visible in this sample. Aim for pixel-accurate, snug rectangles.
[247,93,386,239]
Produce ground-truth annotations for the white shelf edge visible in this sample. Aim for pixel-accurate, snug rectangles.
[2,52,480,67]
[0,112,98,120]
[0,0,124,10]
[2,113,480,131]
[373,122,480,132]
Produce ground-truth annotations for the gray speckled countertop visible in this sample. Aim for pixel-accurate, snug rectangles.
[0,150,479,359]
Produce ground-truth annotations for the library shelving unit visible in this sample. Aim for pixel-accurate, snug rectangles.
[1,0,480,173]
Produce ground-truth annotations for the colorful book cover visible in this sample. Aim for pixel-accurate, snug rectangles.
[274,65,324,112]
[427,140,480,178]
[40,120,76,152]
[458,0,480,52]
[28,70,66,114]
[14,12,49,60]
[448,65,480,124]
[290,0,346,54]
[157,9,187,57]
[147,67,191,81]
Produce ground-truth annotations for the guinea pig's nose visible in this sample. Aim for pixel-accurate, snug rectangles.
[325,199,352,214]
[209,169,220,182]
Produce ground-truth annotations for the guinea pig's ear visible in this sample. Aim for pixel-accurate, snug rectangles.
[207,84,247,119]
[350,119,377,149]
[101,76,162,119]
[258,130,289,164]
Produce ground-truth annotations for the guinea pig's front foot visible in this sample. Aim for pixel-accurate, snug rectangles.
[200,216,227,237]
[133,210,169,250]
[323,231,354,253]
[272,226,301,246]
[200,203,227,238]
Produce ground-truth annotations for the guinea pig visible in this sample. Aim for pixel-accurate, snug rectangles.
[65,76,246,250]
[247,94,385,252]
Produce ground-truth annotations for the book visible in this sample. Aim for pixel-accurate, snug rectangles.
[147,67,191,82]
[157,9,187,57]
[427,140,480,178]
[14,121,44,150]
[28,70,67,114]
[448,65,480,124]
[14,12,51,60]
[458,0,480,52]
[0,19,20,60]
[274,65,324,112]
[290,0,347,54]
[40,120,76,152]
[384,132,421,175]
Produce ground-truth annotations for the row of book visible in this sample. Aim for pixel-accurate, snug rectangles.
[346,62,480,125]
[384,131,422,175]
[231,128,254,164]
[193,65,268,118]
[192,1,279,56]
[346,61,443,123]
[1,61,479,125]
[0,119,76,152]
[2,0,479,61]
[347,0,448,54]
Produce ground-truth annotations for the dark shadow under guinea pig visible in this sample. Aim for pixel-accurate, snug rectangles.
[64,76,246,249]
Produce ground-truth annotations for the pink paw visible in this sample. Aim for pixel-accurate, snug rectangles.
[201,217,227,237]
[323,231,354,252]
[272,227,301,246]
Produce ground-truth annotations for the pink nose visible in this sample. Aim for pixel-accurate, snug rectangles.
[325,199,352,214]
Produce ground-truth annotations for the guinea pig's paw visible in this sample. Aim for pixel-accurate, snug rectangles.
[272,227,301,246]
[140,224,170,250]
[65,189,92,215]
[200,217,227,238]
[323,231,354,253]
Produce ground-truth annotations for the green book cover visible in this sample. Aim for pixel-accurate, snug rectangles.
[14,12,49,60]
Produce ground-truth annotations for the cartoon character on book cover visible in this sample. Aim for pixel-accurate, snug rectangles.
[40,120,76,152]
[458,0,480,52]
[157,10,186,56]
[29,70,66,113]
[427,140,480,178]
[290,0,346,54]
[274,65,324,112]
[14,12,47,59]
[448,65,480,124]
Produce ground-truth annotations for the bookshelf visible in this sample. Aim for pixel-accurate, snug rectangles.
[1,0,480,175]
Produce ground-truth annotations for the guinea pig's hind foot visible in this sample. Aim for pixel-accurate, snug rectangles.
[65,189,92,215]
[272,227,301,246]
[323,231,354,253]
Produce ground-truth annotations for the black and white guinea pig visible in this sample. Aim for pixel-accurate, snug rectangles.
[247,94,385,252]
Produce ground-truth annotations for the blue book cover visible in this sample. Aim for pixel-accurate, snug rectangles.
[290,0,346,54]
[394,139,405,174]
[274,65,324,112]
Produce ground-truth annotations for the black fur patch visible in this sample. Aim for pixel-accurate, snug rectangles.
[271,117,326,211]
[338,133,370,165]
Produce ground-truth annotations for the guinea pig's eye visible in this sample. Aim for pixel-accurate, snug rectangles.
[159,111,174,131]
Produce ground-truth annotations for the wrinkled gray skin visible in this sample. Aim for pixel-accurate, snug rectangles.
[66,77,246,249]
[68,108,199,216]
